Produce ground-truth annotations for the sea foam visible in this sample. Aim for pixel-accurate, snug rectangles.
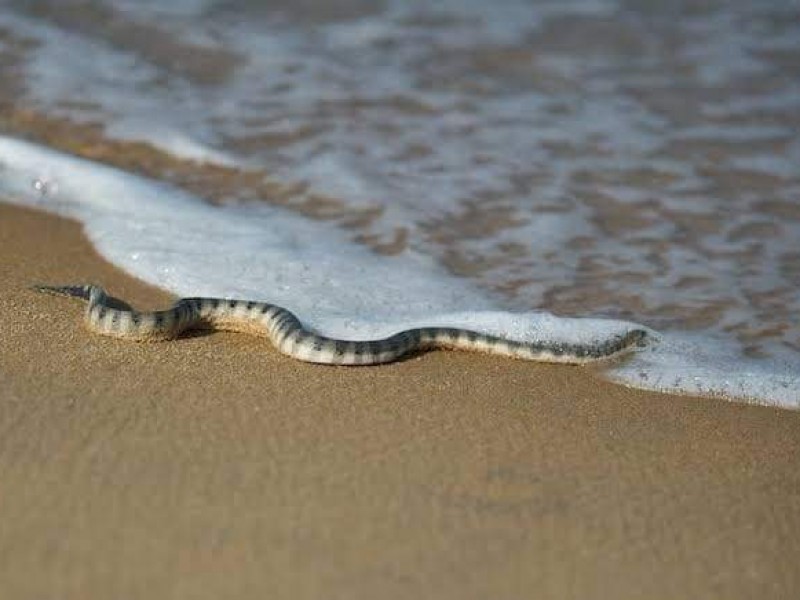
[0,136,796,408]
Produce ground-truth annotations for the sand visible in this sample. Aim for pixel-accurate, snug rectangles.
[1,201,799,599]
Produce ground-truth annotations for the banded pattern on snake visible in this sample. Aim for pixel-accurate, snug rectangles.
[33,284,647,366]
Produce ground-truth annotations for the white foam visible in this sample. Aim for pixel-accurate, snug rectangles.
[608,333,799,408]
[0,136,796,409]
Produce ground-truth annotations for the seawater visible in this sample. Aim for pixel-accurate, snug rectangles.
[0,1,797,406]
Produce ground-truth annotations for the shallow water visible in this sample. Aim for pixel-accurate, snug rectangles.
[0,1,797,405]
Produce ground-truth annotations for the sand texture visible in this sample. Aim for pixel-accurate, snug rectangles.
[1,202,800,599]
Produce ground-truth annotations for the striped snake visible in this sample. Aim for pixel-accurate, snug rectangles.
[33,284,647,366]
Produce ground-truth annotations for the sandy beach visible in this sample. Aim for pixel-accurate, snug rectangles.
[1,201,799,599]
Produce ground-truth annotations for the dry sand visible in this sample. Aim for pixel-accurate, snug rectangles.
[1,201,799,599]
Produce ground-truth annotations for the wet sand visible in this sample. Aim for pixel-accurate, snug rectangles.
[1,201,799,599]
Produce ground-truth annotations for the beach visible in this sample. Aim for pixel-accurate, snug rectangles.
[1,0,799,595]
[2,201,799,599]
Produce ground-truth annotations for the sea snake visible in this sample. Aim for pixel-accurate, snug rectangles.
[33,284,647,366]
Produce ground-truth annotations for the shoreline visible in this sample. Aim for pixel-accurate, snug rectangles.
[0,131,795,408]
[2,201,800,598]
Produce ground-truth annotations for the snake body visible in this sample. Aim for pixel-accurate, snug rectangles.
[33,284,647,366]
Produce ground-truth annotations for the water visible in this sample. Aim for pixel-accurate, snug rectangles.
[0,1,797,406]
